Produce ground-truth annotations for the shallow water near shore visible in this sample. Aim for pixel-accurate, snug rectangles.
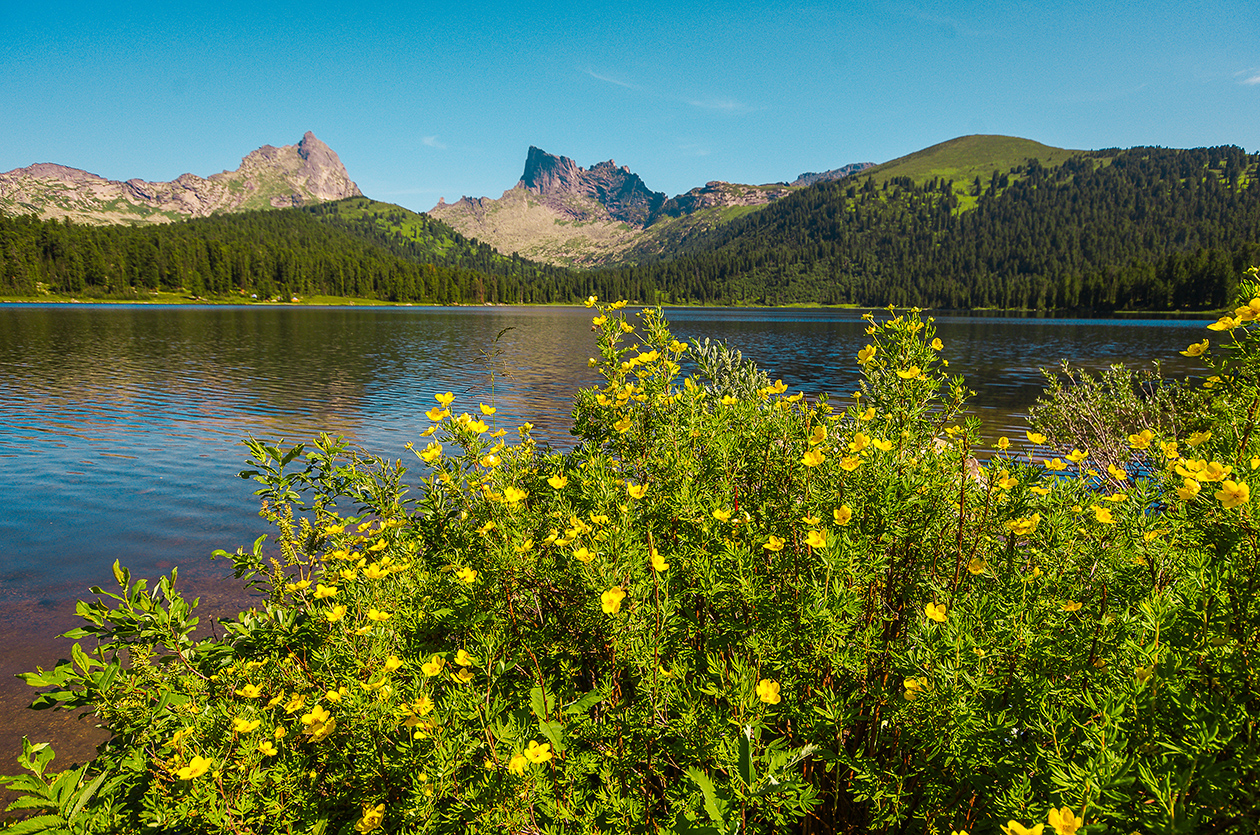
[0,303,1207,766]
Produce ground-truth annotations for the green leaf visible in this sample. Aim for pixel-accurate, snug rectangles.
[563,690,603,716]
[66,770,107,822]
[538,719,566,756]
[3,813,73,835]
[738,726,753,788]
[684,766,726,828]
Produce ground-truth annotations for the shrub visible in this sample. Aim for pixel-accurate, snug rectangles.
[5,278,1260,834]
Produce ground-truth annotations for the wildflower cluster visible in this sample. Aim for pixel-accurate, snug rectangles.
[6,284,1260,834]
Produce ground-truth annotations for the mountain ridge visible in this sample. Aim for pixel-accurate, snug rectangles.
[0,132,361,225]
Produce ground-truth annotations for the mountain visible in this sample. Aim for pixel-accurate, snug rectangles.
[0,132,362,225]
[790,162,876,187]
[428,147,869,268]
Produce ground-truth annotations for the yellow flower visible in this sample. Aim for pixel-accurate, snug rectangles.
[419,442,442,463]
[453,667,475,684]
[282,693,305,713]
[804,530,827,549]
[524,740,553,763]
[1180,339,1209,357]
[502,486,528,504]
[573,546,595,564]
[1215,479,1250,509]
[232,717,262,733]
[1135,665,1154,683]
[1207,315,1240,331]
[366,608,392,622]
[514,539,533,553]
[1092,505,1115,524]
[895,366,922,380]
[1001,822,1044,835]
[1026,431,1047,445]
[931,337,944,351]
[507,753,529,775]
[479,403,496,415]
[435,392,455,407]
[903,676,927,701]
[839,455,861,471]
[755,678,781,704]
[176,755,212,780]
[712,508,732,522]
[1061,600,1082,612]
[1006,514,1040,536]
[235,683,263,698]
[362,562,388,580]
[967,557,987,576]
[649,548,669,572]
[477,520,496,535]
[720,394,738,406]
[1177,478,1201,501]
[859,406,876,421]
[383,655,403,673]
[808,425,827,446]
[627,483,648,499]
[422,655,445,677]
[1161,440,1179,460]
[802,514,820,525]
[834,505,853,526]
[1106,463,1128,481]
[1047,806,1084,835]
[1044,458,1067,471]
[1066,448,1088,463]
[455,566,478,584]
[1186,430,1211,447]
[1030,485,1051,496]
[548,474,568,489]
[313,583,338,600]
[327,604,347,623]
[355,802,386,833]
[601,586,626,614]
[763,535,785,552]
[613,416,632,433]
[479,453,501,468]
[871,437,893,452]
[996,436,1011,451]
[801,449,825,468]
[424,407,449,422]
[285,579,311,593]
[257,740,278,756]
[857,345,877,364]
[925,602,947,623]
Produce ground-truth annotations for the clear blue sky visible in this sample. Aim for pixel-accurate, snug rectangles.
[3,0,1257,213]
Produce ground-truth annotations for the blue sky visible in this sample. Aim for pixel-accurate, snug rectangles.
[3,0,1258,213]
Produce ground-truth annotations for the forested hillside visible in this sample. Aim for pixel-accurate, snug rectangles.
[3,145,1258,310]
[599,145,1260,310]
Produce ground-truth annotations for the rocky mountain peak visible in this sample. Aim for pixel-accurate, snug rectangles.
[517,146,666,227]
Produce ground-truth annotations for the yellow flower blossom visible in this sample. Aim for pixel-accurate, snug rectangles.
[435,392,455,407]
[1215,479,1250,509]
[524,740,553,763]
[649,548,669,572]
[1092,505,1115,524]
[801,449,825,468]
[366,608,392,622]
[808,425,827,445]
[931,337,944,351]
[1135,665,1154,683]
[1207,315,1240,331]
[1180,339,1209,357]
[355,803,386,833]
[834,505,853,526]
[232,717,261,734]
[720,394,738,406]
[421,655,445,677]
[477,520,496,535]
[627,483,648,499]
[257,740,278,756]
[756,679,781,704]
[1030,486,1052,496]
[856,345,877,364]
[839,455,861,471]
[1186,430,1211,447]
[455,566,478,584]
[548,474,568,489]
[235,683,263,699]
[507,754,529,775]
[613,416,632,433]
[424,407,449,423]
[479,403,496,415]
[763,536,785,552]
[327,605,347,623]
[967,557,987,576]
[1127,430,1153,449]
[1006,514,1040,536]
[419,442,442,463]
[1161,440,1179,460]
[502,486,528,504]
[1047,807,1084,835]
[871,437,893,452]
[453,667,475,684]
[712,508,732,522]
[573,547,595,563]
[479,453,501,468]
[859,406,876,421]
[804,530,827,549]
[1061,600,1083,612]
[1044,458,1067,471]
[1026,431,1047,445]
[1066,449,1088,463]
[285,579,311,593]
[895,366,923,380]
[1001,822,1044,835]
[313,583,338,600]
[996,436,1011,451]
[925,602,947,623]
[176,755,212,780]
[601,586,626,614]
[903,676,927,701]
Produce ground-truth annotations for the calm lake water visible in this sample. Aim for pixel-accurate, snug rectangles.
[0,302,1209,764]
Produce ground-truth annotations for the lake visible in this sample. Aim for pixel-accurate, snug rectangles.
[0,302,1208,764]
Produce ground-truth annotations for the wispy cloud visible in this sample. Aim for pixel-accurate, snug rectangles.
[901,6,996,39]
[1241,75,1260,86]
[422,136,447,150]
[582,69,642,90]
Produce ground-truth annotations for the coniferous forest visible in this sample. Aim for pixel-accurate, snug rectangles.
[1,145,1258,310]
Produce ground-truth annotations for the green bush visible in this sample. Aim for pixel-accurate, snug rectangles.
[5,278,1260,834]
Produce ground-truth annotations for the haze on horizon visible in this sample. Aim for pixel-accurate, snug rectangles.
[2,0,1258,214]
